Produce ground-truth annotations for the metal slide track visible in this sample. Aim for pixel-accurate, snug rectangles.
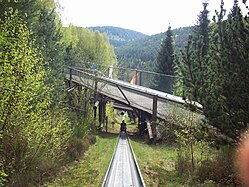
[102,133,146,187]
[66,68,203,122]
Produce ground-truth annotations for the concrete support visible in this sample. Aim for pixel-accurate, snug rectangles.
[147,121,153,139]
[138,111,141,126]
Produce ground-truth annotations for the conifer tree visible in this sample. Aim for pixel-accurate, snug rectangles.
[177,0,249,143]
[34,7,65,97]
[205,0,249,141]
[176,2,210,104]
[152,26,174,93]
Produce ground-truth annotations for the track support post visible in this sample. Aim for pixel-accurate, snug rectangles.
[152,95,158,138]
[69,68,72,88]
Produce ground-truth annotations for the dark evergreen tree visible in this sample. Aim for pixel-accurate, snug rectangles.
[204,0,249,141]
[177,0,249,144]
[175,2,210,104]
[152,26,174,93]
[33,7,65,98]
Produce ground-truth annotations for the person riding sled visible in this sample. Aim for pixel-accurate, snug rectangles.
[120,120,126,133]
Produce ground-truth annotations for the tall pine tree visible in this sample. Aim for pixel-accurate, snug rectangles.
[175,2,210,104]
[176,0,249,143]
[205,0,249,141]
[152,26,174,93]
[34,6,65,98]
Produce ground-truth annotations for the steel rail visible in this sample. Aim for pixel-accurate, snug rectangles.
[102,133,146,187]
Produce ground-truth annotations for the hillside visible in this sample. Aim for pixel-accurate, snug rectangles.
[115,26,194,62]
[88,26,147,47]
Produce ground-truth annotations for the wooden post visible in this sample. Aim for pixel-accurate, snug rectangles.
[152,95,158,138]
[106,116,108,132]
[139,112,147,134]
[98,96,103,128]
[83,88,87,117]
[94,73,98,101]
[138,111,141,126]
[69,68,72,88]
[139,71,142,86]
[152,95,158,122]
[103,98,106,123]
[93,106,97,120]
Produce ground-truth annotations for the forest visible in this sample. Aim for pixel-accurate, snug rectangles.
[0,0,116,186]
[0,0,249,186]
[89,26,147,47]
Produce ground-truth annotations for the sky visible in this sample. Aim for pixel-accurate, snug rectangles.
[57,0,243,35]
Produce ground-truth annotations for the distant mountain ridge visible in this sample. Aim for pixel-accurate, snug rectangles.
[89,26,194,65]
[88,26,147,47]
[115,26,194,62]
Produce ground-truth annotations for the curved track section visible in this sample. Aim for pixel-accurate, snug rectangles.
[102,133,146,187]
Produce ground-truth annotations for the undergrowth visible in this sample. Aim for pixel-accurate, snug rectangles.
[44,133,117,187]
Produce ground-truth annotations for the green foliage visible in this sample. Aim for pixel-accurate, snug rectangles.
[175,0,249,143]
[174,112,211,176]
[0,164,7,187]
[115,27,193,90]
[62,26,117,71]
[0,0,66,100]
[33,6,65,97]
[66,135,96,162]
[205,0,249,141]
[175,2,210,103]
[195,147,237,186]
[0,1,115,186]
[152,26,175,93]
[89,26,147,47]
[46,134,116,187]
[115,26,193,63]
[0,10,70,186]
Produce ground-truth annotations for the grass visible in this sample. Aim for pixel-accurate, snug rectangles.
[44,131,190,187]
[44,105,218,187]
[129,138,190,187]
[44,133,117,187]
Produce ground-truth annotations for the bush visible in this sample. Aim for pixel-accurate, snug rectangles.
[175,149,194,176]
[0,167,7,187]
[195,147,238,186]
[66,135,96,162]
[158,121,178,143]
